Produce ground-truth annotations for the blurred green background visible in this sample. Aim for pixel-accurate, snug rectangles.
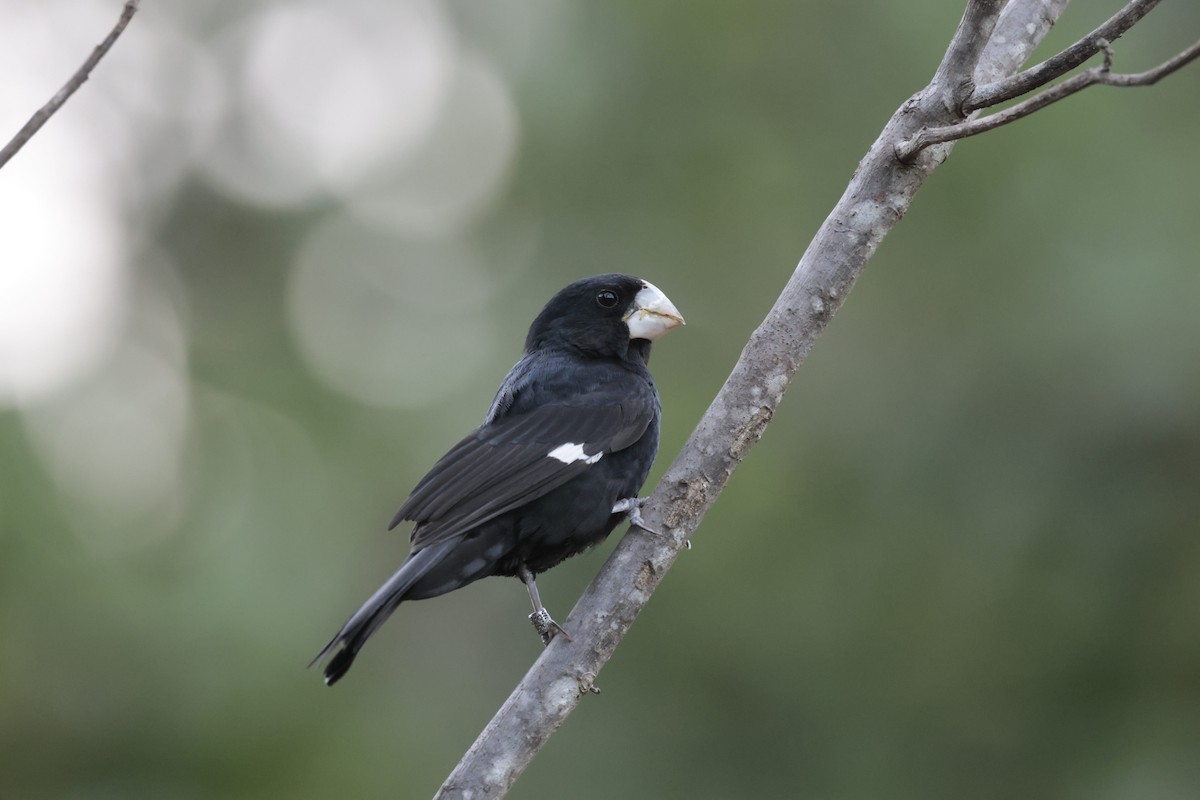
[2,1,1199,798]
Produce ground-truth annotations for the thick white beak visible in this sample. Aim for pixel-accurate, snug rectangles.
[624,280,684,341]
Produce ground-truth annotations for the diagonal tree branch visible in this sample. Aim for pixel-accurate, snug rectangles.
[432,1,1105,797]
[0,0,140,171]
[974,0,1070,87]
[896,39,1200,160]
[965,0,1161,112]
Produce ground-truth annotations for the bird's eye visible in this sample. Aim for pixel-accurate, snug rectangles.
[596,289,619,309]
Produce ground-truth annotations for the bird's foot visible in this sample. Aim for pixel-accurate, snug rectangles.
[612,496,691,548]
[612,496,662,535]
[529,608,572,646]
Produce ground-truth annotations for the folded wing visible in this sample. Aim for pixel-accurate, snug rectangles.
[390,393,654,551]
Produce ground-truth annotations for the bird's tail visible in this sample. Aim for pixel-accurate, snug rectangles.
[311,540,455,686]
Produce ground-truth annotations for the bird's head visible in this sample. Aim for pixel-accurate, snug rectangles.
[525,274,684,359]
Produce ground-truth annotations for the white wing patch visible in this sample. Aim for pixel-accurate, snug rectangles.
[547,442,603,465]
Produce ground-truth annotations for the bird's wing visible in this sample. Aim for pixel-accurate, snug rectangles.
[390,392,654,551]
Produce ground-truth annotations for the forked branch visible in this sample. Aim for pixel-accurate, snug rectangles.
[434,1,1088,797]
[896,38,1200,162]
[966,0,1163,111]
[425,1,1196,796]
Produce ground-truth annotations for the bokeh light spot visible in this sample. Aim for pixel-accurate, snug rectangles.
[201,0,455,207]
[287,213,498,407]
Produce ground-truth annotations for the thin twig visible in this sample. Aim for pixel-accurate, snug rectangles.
[0,0,140,170]
[966,0,1161,112]
[1099,39,1200,86]
[896,39,1200,161]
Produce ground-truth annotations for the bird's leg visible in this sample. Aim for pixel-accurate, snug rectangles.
[612,496,662,535]
[518,565,572,646]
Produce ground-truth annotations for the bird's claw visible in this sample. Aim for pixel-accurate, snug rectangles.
[613,496,662,536]
[529,609,572,646]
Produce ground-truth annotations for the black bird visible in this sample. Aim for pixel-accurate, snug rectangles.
[314,274,684,685]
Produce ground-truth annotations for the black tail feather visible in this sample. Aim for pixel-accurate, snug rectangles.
[310,540,456,685]
[322,645,360,686]
[310,589,405,686]
[309,630,359,686]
